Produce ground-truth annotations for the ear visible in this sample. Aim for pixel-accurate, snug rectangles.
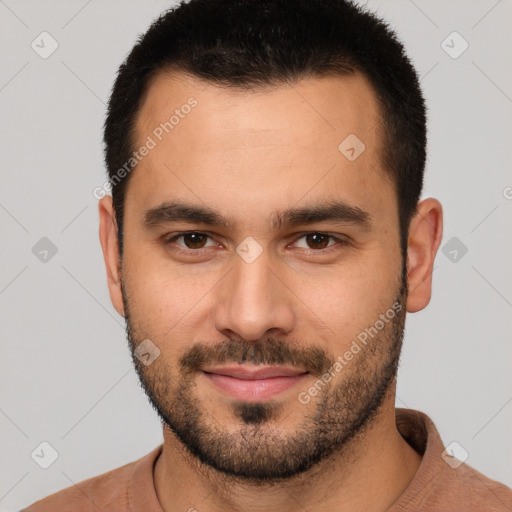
[405,198,443,313]
[98,195,125,317]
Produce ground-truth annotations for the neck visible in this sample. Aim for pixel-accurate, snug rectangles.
[154,389,422,512]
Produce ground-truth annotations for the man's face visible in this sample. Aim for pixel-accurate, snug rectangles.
[118,71,406,480]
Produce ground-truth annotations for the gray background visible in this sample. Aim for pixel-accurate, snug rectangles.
[1,0,511,510]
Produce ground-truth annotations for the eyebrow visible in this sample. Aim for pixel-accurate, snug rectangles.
[142,200,372,231]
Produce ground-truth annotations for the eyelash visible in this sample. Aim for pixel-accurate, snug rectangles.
[163,231,349,255]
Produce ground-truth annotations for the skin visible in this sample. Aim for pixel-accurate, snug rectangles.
[99,71,443,511]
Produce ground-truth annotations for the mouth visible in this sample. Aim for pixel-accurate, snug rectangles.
[201,365,309,402]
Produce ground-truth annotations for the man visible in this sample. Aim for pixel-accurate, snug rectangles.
[23,0,512,510]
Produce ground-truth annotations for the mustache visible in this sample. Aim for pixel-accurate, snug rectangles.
[179,337,334,377]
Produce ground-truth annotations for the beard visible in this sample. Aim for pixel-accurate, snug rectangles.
[122,270,408,483]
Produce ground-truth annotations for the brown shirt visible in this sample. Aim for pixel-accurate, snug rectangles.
[22,408,512,511]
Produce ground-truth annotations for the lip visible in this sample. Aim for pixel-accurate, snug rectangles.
[202,365,309,401]
[202,365,307,380]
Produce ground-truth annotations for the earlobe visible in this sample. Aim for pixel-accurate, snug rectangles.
[98,196,125,317]
[405,198,443,313]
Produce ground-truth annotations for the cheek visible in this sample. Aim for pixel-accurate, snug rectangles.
[123,250,217,335]
[289,254,401,344]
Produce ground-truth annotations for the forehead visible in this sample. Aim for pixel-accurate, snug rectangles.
[128,69,394,227]
[135,69,382,147]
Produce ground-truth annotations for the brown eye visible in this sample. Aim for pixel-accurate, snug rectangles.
[164,232,216,251]
[304,233,332,249]
[181,232,209,249]
[292,232,347,253]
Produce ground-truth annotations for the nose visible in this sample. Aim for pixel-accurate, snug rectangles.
[212,251,295,342]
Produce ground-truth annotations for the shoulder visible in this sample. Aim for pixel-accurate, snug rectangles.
[21,462,133,512]
[20,446,162,512]
[445,462,512,509]
[393,408,512,511]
